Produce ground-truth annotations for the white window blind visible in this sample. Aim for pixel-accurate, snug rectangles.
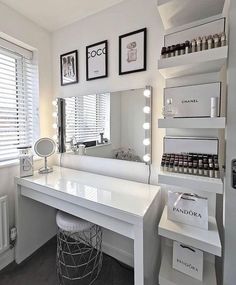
[65,93,110,144]
[0,44,39,163]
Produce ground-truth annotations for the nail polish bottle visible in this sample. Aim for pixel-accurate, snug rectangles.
[202,36,207,50]
[214,165,220,178]
[207,36,213,49]
[183,161,188,174]
[185,40,191,54]
[161,47,167,59]
[204,164,209,176]
[198,165,203,176]
[179,160,183,173]
[169,162,174,172]
[166,46,171,57]
[209,163,214,178]
[220,32,226,47]
[170,45,175,57]
[174,161,179,172]
[191,39,197,53]
[180,43,185,55]
[196,37,202,52]
[213,34,220,48]
[188,162,193,174]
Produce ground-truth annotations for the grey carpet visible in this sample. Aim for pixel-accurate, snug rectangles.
[0,238,134,285]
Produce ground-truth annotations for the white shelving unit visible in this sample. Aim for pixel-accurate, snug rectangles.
[158,117,226,129]
[158,171,223,194]
[159,207,222,256]
[158,46,228,79]
[159,245,217,285]
[157,0,225,30]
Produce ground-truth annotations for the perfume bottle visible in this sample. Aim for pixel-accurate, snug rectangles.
[127,42,137,62]
[162,98,176,118]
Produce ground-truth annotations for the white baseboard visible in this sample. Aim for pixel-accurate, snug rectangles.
[102,241,134,268]
[0,247,15,271]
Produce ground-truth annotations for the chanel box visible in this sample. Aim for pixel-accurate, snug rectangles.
[164,82,221,118]
[164,17,225,46]
[167,191,208,230]
[173,241,203,281]
[164,136,219,155]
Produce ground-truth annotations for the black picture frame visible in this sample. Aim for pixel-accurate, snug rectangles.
[86,40,108,81]
[60,50,78,86]
[119,28,147,75]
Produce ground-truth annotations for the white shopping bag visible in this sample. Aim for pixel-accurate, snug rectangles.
[167,191,208,230]
[173,241,203,281]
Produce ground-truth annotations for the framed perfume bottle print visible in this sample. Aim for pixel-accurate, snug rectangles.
[86,40,108,80]
[60,50,78,86]
[119,28,147,75]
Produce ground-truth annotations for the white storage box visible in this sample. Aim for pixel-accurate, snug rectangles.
[164,82,221,118]
[173,241,203,281]
[164,136,219,155]
[167,191,208,230]
[164,17,225,46]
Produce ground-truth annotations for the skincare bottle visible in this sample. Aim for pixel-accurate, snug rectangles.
[196,37,202,52]
[211,97,218,117]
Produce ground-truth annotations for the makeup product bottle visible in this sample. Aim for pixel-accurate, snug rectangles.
[188,162,193,174]
[191,39,197,53]
[179,160,183,173]
[204,164,209,177]
[202,36,207,50]
[183,161,188,174]
[185,40,191,54]
[220,32,226,47]
[166,46,171,58]
[214,165,220,178]
[180,43,185,55]
[161,47,167,59]
[207,36,213,49]
[161,161,165,171]
[199,165,203,176]
[169,162,174,172]
[196,37,202,52]
[211,97,218,117]
[213,34,220,48]
[209,163,214,178]
[174,161,179,172]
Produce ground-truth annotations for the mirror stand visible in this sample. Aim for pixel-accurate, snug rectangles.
[39,157,53,174]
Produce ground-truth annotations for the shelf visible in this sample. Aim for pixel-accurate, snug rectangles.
[158,206,222,256]
[158,117,226,129]
[158,46,228,79]
[158,171,223,194]
[159,245,217,285]
[157,0,225,30]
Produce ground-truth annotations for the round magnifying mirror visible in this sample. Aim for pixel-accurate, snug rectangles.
[34,138,56,174]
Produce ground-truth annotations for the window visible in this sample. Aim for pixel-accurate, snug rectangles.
[65,93,110,145]
[0,40,39,163]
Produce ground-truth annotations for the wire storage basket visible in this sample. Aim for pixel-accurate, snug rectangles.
[56,224,103,285]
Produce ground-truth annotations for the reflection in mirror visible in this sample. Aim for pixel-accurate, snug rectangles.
[58,87,152,164]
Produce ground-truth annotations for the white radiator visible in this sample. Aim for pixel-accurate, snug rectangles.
[0,196,9,254]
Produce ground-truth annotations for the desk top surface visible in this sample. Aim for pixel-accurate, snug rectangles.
[16,166,160,218]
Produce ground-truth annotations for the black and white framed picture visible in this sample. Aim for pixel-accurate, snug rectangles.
[119,28,147,75]
[86,40,108,81]
[60,50,78,86]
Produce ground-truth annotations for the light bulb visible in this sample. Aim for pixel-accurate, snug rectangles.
[143,138,150,146]
[143,154,150,162]
[52,100,57,106]
[143,122,150,130]
[143,106,150,114]
[143,89,151,98]
[52,112,57,117]
[52,123,57,129]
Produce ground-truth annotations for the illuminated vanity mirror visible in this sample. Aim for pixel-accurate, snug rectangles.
[57,86,152,164]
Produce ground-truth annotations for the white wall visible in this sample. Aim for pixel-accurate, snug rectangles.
[0,3,53,229]
[52,0,165,266]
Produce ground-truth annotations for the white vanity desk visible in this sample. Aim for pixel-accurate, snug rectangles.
[15,166,161,285]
